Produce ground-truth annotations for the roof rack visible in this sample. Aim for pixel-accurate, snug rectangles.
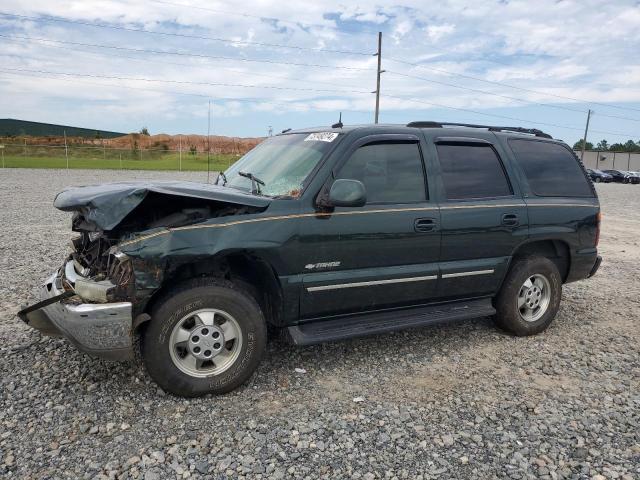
[406,121,553,139]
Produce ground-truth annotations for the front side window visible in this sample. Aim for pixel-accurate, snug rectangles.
[509,139,594,197]
[436,143,512,200]
[336,142,426,204]
[223,133,339,197]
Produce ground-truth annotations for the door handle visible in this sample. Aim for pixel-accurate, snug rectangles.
[414,218,437,232]
[501,213,519,226]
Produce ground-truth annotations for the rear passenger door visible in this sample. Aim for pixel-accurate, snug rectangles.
[427,133,528,299]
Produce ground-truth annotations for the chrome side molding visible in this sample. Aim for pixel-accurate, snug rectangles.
[306,275,438,292]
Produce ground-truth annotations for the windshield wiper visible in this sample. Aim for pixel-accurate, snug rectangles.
[216,171,228,186]
[238,171,266,195]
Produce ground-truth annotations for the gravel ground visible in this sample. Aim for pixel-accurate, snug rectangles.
[0,169,638,480]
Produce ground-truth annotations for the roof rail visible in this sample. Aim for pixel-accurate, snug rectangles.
[406,121,553,139]
[405,121,443,128]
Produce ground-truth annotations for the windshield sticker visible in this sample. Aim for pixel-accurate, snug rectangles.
[304,132,339,142]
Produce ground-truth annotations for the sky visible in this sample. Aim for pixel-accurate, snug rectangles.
[0,0,639,145]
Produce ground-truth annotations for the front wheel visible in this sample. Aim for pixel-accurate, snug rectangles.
[142,278,267,397]
[594,177,601,183]
[494,256,562,336]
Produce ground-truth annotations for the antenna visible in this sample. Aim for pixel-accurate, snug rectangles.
[331,112,343,129]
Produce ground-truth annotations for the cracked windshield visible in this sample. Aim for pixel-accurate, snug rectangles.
[222,133,340,197]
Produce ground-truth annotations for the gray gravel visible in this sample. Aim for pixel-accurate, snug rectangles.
[1,169,639,479]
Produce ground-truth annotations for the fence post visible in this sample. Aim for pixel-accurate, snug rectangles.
[119,153,122,170]
[1,145,4,168]
[179,136,182,172]
[628,152,631,171]
[64,130,69,170]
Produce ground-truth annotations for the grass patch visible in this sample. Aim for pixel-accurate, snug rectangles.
[0,153,240,171]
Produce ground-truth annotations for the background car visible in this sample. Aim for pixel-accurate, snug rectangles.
[626,171,640,184]
[602,169,633,183]
[586,169,613,183]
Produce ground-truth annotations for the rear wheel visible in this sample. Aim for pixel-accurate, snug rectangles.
[142,278,266,397]
[494,256,562,336]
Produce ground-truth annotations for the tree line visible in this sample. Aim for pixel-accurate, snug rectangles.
[573,139,640,152]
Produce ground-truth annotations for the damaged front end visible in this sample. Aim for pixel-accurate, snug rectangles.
[18,235,137,360]
[19,180,269,361]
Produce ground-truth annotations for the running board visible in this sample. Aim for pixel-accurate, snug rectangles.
[288,298,495,346]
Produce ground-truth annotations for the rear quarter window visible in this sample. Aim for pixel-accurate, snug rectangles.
[509,139,594,197]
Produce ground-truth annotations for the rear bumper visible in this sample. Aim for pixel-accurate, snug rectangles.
[588,255,602,278]
[18,270,133,361]
[566,249,602,283]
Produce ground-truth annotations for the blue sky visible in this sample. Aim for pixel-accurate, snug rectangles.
[0,0,639,145]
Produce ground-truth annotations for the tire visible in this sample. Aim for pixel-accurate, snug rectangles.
[594,177,601,183]
[142,278,267,397]
[494,256,562,336]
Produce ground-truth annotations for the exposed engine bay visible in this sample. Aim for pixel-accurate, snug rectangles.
[55,183,269,304]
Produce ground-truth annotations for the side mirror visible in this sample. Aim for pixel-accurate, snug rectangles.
[328,179,366,207]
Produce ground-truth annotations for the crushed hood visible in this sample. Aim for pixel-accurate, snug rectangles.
[54,181,271,231]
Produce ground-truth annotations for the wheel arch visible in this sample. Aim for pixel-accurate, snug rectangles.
[134,251,284,333]
[509,239,571,283]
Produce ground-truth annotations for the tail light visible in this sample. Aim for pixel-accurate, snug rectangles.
[595,212,601,247]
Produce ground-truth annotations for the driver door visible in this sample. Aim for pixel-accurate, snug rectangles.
[297,135,441,319]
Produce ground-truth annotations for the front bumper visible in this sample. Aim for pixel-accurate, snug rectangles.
[18,268,134,361]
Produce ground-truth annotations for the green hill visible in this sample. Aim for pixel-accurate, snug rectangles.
[0,119,126,139]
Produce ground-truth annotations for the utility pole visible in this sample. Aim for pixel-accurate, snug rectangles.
[207,99,211,183]
[268,126,273,137]
[580,109,592,162]
[373,32,384,124]
[64,130,69,169]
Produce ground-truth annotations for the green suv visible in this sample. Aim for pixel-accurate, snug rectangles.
[19,122,602,397]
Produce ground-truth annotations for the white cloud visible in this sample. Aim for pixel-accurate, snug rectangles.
[0,0,638,142]
[425,23,455,42]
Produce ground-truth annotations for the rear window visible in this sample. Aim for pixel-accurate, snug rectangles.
[509,140,593,197]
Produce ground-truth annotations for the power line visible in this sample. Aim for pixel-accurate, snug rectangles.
[0,69,375,114]
[385,56,640,114]
[2,67,634,139]
[1,66,634,139]
[0,39,368,91]
[0,66,373,95]
[385,70,640,123]
[0,33,374,72]
[8,32,637,125]
[4,10,638,120]
[383,93,638,138]
[149,0,380,34]
[0,11,372,56]
[153,1,552,70]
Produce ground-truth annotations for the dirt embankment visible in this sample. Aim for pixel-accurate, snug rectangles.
[0,133,264,154]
